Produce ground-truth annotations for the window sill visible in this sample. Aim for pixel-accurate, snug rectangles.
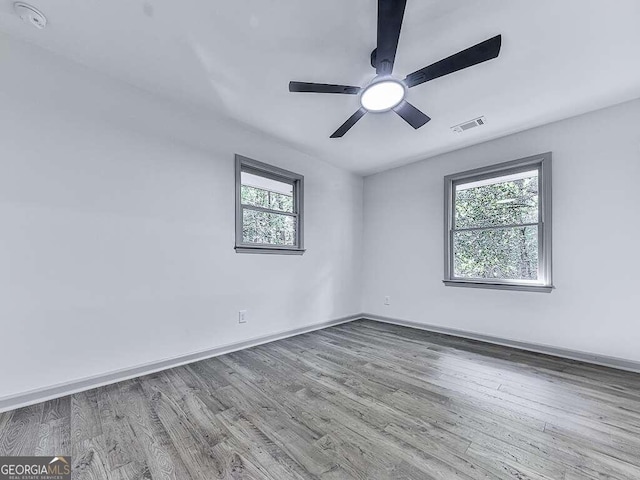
[235,246,306,255]
[443,280,553,293]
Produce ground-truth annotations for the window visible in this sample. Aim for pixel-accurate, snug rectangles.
[235,155,304,254]
[444,153,552,292]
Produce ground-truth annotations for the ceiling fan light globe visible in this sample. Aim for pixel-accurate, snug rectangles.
[360,80,405,112]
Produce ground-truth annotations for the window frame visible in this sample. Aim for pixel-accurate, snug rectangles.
[443,152,553,292]
[235,154,305,255]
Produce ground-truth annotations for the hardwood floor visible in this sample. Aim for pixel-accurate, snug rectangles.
[2,320,640,479]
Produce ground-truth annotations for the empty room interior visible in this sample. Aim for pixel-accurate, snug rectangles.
[1,0,640,479]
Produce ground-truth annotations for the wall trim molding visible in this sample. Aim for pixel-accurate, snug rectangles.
[362,313,640,374]
[0,314,360,414]
[4,312,639,413]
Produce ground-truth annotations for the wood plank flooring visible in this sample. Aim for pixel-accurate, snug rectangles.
[2,319,640,479]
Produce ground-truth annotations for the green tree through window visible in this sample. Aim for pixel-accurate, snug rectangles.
[444,154,552,291]
[241,185,296,245]
[235,155,304,254]
[454,173,539,280]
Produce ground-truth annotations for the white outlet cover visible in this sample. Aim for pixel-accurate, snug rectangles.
[238,310,247,324]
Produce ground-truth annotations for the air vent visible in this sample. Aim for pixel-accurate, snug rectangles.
[452,116,486,134]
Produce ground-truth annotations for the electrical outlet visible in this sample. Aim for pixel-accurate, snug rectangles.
[384,296,391,306]
[238,310,247,324]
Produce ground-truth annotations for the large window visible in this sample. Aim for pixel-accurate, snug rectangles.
[444,153,552,292]
[235,155,304,254]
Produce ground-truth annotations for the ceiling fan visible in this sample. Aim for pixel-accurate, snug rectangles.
[288,0,502,138]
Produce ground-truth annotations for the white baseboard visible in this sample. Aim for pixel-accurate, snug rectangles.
[0,314,360,414]
[362,313,640,374]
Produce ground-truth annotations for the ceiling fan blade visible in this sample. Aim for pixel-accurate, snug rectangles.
[404,35,502,88]
[289,81,361,94]
[393,101,431,129]
[330,108,367,138]
[376,0,407,75]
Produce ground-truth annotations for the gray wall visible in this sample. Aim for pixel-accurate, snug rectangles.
[363,98,640,362]
[0,35,363,399]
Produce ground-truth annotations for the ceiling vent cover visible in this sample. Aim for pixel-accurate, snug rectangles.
[452,116,486,134]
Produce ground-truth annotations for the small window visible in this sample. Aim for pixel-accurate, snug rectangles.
[235,155,304,255]
[444,153,552,292]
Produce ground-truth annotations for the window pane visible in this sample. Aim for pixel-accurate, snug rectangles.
[242,209,296,246]
[454,226,538,281]
[455,169,538,229]
[241,172,294,213]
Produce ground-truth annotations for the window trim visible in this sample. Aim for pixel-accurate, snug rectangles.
[443,152,553,292]
[235,154,305,255]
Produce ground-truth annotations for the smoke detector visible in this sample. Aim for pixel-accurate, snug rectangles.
[14,3,47,29]
[452,116,487,134]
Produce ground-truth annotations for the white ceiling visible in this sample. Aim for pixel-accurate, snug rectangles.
[1,0,639,175]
